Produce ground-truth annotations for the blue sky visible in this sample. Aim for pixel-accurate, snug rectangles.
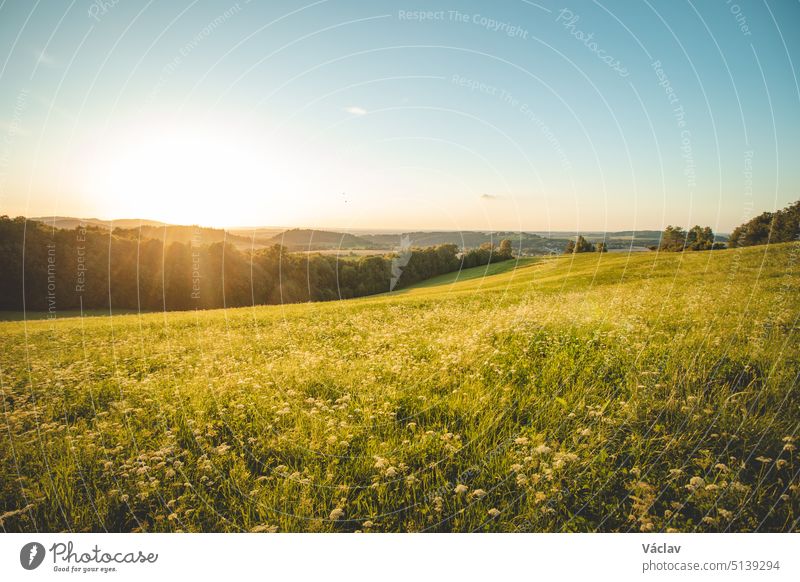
[1,0,798,232]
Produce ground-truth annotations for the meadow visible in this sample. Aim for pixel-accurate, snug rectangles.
[1,243,798,532]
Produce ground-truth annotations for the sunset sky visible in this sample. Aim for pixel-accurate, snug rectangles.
[1,0,798,232]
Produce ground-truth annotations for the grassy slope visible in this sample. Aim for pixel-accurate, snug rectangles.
[0,244,798,532]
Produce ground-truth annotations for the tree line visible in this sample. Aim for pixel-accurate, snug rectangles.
[656,225,725,251]
[728,200,799,247]
[0,217,513,312]
[564,235,607,254]
[654,200,798,252]
[565,226,726,254]
[562,200,798,255]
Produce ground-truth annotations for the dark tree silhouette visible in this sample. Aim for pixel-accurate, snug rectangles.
[728,200,799,247]
[0,218,514,312]
[565,235,595,253]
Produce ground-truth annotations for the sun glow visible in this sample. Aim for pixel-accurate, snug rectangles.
[82,122,283,226]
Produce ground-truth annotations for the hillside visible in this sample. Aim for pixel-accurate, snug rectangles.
[0,243,797,532]
[360,230,698,253]
[22,219,693,255]
[113,224,274,249]
[27,217,275,250]
[268,228,378,250]
[31,216,169,230]
[361,231,565,254]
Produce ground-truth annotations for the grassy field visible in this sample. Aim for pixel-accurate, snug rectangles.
[1,244,798,532]
[0,309,145,321]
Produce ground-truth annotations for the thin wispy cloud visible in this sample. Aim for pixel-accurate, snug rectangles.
[344,106,367,116]
[35,50,56,67]
[480,193,500,200]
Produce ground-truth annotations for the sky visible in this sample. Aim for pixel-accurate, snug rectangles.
[0,0,798,232]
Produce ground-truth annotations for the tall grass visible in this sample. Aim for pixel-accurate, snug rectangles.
[1,243,798,532]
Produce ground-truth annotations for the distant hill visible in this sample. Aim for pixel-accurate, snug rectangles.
[29,217,275,250]
[363,231,504,248]
[31,216,168,230]
[28,219,713,255]
[227,227,287,240]
[361,231,569,255]
[113,224,278,250]
[533,230,728,249]
[268,229,378,251]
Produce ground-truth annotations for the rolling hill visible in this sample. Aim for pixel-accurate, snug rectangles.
[31,216,169,230]
[1,243,797,532]
[267,228,379,250]
[24,219,703,255]
[27,218,277,251]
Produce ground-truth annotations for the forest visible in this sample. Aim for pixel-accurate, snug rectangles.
[0,217,512,312]
[728,200,800,247]
[561,200,799,254]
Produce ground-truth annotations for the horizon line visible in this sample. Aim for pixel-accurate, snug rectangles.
[24,215,732,235]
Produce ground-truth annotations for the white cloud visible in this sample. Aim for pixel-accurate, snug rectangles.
[344,106,367,116]
[36,50,56,67]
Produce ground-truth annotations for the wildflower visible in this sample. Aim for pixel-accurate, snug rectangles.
[783,443,796,452]
[714,463,728,472]
[454,484,468,495]
[754,456,772,464]
[385,466,398,478]
[487,508,501,518]
[579,428,592,437]
[471,488,487,499]
[250,524,278,533]
[362,520,374,528]
[534,444,552,455]
[329,508,345,521]
[731,482,749,494]
[686,476,705,492]
[514,437,529,445]
[510,463,523,473]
